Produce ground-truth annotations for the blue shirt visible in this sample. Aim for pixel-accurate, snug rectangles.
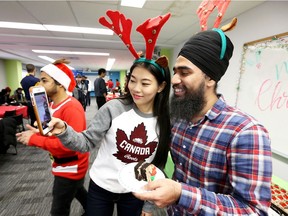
[21,74,40,101]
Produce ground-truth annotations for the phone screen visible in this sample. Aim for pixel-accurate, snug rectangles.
[34,91,51,130]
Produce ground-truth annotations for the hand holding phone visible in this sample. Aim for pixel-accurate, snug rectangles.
[29,86,53,135]
[46,117,67,136]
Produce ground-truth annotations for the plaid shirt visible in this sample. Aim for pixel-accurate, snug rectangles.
[168,96,272,216]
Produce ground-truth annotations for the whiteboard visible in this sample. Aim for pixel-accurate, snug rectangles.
[236,33,288,158]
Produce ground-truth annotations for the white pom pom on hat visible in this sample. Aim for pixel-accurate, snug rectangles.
[41,63,76,94]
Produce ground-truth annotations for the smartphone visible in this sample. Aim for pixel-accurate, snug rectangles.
[29,86,52,135]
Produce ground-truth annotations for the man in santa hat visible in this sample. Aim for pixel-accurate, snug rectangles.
[16,59,89,216]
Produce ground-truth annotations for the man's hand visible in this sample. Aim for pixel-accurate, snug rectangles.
[133,179,182,208]
[16,124,38,145]
[141,211,152,216]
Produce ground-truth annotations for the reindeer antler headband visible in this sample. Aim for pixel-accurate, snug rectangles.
[99,10,171,76]
[196,0,237,60]
[178,1,237,82]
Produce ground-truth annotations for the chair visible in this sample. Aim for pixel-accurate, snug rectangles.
[11,114,25,132]
[4,110,16,117]
[0,117,17,155]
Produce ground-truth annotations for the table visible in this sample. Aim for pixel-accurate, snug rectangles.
[106,92,120,101]
[271,182,288,215]
[0,105,28,118]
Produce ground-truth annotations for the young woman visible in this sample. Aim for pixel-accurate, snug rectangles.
[48,55,171,216]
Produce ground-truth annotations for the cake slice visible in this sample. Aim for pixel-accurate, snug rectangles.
[134,161,157,182]
[134,160,145,180]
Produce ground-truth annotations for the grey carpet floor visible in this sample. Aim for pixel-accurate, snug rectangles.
[0,99,99,216]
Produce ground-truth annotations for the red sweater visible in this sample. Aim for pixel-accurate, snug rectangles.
[29,96,89,180]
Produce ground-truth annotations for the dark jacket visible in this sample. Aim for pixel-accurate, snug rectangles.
[94,77,107,97]
[0,117,17,154]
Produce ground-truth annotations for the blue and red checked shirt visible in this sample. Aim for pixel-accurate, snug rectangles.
[168,96,272,216]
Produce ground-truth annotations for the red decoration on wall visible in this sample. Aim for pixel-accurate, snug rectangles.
[197,0,231,31]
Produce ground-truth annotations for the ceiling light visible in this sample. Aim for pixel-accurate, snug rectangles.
[106,58,115,71]
[0,21,113,35]
[43,24,113,35]
[38,55,74,70]
[0,21,45,30]
[33,50,109,56]
[121,0,146,8]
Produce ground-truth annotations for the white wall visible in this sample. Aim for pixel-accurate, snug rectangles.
[172,1,288,181]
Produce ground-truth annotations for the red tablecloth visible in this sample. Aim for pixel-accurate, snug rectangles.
[106,93,120,101]
[0,105,28,118]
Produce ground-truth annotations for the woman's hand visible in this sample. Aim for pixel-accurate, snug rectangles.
[16,117,66,144]
[47,117,66,136]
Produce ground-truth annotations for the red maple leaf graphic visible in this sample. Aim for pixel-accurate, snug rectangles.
[113,122,157,163]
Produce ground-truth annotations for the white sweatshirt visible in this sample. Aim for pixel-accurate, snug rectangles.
[58,99,159,193]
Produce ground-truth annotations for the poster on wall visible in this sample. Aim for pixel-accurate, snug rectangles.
[236,33,288,158]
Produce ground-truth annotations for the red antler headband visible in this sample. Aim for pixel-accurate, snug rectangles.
[136,13,171,60]
[197,0,231,31]
[99,10,171,75]
[99,10,139,59]
[196,0,236,60]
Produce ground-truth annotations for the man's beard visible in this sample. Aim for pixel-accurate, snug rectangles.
[170,81,206,122]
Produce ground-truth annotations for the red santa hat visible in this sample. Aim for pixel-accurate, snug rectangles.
[40,59,76,95]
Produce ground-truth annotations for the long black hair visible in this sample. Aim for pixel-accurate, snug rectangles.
[118,57,171,169]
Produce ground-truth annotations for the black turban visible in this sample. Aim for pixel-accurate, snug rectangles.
[178,30,234,82]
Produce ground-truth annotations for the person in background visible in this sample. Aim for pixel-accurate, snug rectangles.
[72,74,81,100]
[16,59,89,216]
[21,64,40,125]
[75,74,87,111]
[0,87,12,105]
[114,78,121,95]
[83,76,92,106]
[115,79,120,89]
[13,87,27,105]
[0,88,7,105]
[133,30,273,215]
[94,68,107,109]
[107,79,114,92]
[45,53,171,216]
